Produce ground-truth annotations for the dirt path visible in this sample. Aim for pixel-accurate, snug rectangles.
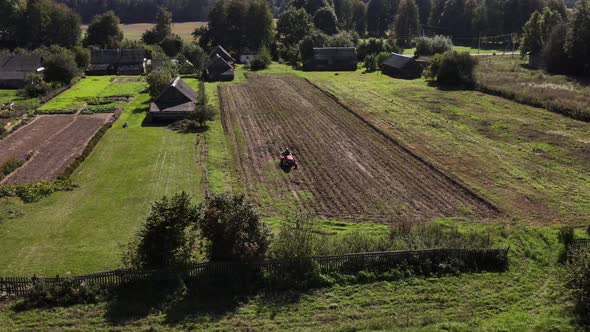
[0,114,111,184]
[220,74,498,222]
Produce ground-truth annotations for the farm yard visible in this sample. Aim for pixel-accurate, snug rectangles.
[220,74,497,221]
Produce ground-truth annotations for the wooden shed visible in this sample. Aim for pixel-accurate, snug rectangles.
[303,48,358,71]
[206,55,234,82]
[148,77,197,121]
[0,55,44,89]
[381,53,426,79]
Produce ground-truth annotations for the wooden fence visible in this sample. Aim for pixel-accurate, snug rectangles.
[569,239,590,252]
[0,248,508,297]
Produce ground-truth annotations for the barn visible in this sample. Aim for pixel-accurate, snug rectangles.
[88,49,145,75]
[206,54,234,82]
[303,47,358,71]
[0,55,44,89]
[209,46,235,64]
[148,77,197,121]
[381,53,426,79]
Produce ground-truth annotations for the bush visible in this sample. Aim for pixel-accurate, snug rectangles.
[0,179,76,203]
[123,192,201,269]
[376,51,390,69]
[20,73,50,98]
[43,49,79,84]
[0,158,24,179]
[250,47,272,71]
[192,104,216,127]
[17,278,103,309]
[424,51,477,87]
[364,53,377,72]
[357,38,399,61]
[146,66,177,98]
[198,193,272,262]
[160,33,184,57]
[414,35,453,56]
[278,44,300,66]
[71,46,90,69]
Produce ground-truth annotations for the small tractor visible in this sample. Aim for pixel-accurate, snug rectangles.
[279,149,298,170]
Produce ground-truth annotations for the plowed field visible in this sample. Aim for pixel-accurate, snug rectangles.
[220,75,498,221]
[0,114,111,184]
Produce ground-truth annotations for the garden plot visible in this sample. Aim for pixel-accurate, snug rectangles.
[0,114,111,184]
[220,74,498,222]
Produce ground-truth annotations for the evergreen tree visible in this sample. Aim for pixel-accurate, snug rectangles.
[565,0,590,73]
[395,0,420,46]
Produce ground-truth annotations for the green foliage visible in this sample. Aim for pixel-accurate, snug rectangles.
[17,278,103,309]
[364,53,377,72]
[182,43,207,71]
[0,179,76,203]
[249,47,272,71]
[394,0,420,46]
[123,192,201,269]
[566,250,590,323]
[375,51,390,68]
[160,33,184,57]
[43,49,79,84]
[21,73,50,98]
[192,104,216,127]
[84,11,124,48]
[520,7,562,57]
[425,51,477,87]
[142,6,173,44]
[543,23,571,73]
[357,38,398,61]
[17,0,81,48]
[0,158,24,180]
[565,0,590,73]
[198,193,272,262]
[313,6,339,34]
[414,35,453,56]
[146,67,177,98]
[71,46,90,69]
[277,7,314,46]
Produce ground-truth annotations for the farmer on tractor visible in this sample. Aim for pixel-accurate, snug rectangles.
[279,148,298,170]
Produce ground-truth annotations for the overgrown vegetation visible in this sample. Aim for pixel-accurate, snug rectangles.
[425,51,478,87]
[414,35,453,56]
[0,179,76,203]
[0,158,25,181]
[566,250,590,324]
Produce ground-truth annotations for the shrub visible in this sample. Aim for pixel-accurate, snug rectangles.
[71,46,90,69]
[414,35,453,56]
[0,179,76,203]
[278,44,300,66]
[146,66,177,98]
[364,53,377,72]
[357,38,397,61]
[43,49,79,84]
[0,158,24,179]
[192,104,216,128]
[123,192,201,269]
[17,278,103,309]
[250,47,272,71]
[198,193,272,262]
[20,73,50,98]
[376,51,390,69]
[160,33,184,57]
[425,51,477,87]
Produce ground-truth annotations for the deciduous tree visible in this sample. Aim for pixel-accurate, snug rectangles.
[84,11,124,48]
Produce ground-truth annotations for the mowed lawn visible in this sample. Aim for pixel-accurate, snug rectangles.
[0,79,204,276]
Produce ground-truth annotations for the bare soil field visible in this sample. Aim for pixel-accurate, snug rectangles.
[0,114,111,184]
[220,75,498,222]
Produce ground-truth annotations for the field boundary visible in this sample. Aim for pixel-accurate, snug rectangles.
[0,248,508,296]
[304,78,501,215]
[570,239,590,252]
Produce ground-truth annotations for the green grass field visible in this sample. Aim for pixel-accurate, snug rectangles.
[38,76,146,112]
[403,45,512,55]
[0,64,589,330]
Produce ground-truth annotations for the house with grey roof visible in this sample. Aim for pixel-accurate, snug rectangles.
[208,46,235,64]
[0,55,44,89]
[148,77,197,121]
[381,53,426,79]
[303,47,358,71]
[206,54,234,82]
[88,49,145,75]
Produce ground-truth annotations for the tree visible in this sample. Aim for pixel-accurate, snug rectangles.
[352,0,367,36]
[0,0,22,46]
[160,33,184,57]
[277,7,314,45]
[183,43,207,71]
[244,0,274,51]
[192,104,216,127]
[414,35,453,56]
[367,0,387,36]
[416,0,431,25]
[123,192,200,269]
[84,11,124,48]
[424,51,477,87]
[565,0,590,73]
[520,8,562,57]
[43,49,78,84]
[198,193,272,262]
[299,30,329,61]
[395,0,420,46]
[21,73,50,97]
[313,6,339,34]
[146,67,176,98]
[544,24,571,73]
[250,46,272,70]
[334,0,355,30]
[142,6,173,44]
[71,46,90,69]
[18,0,81,48]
